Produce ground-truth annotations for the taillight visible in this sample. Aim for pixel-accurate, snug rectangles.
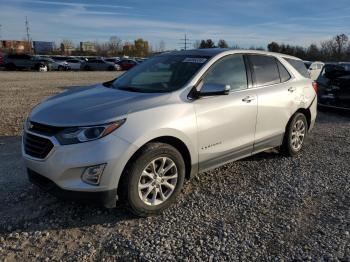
[312,82,318,93]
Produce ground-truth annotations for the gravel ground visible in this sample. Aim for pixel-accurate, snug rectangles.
[0,72,349,261]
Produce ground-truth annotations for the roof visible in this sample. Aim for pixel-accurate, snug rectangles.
[161,48,301,60]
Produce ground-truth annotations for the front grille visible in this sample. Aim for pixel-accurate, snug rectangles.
[29,121,64,136]
[24,133,54,159]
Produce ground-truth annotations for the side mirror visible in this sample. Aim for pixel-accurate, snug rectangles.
[199,83,231,96]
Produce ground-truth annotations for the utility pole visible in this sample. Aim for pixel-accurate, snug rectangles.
[179,34,191,50]
[25,16,31,53]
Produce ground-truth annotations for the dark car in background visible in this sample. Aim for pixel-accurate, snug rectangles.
[4,54,53,71]
[316,63,350,110]
[117,59,139,70]
[83,58,121,71]
[0,52,4,67]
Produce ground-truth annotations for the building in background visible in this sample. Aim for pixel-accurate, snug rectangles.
[0,40,31,53]
[33,41,55,54]
[80,42,96,53]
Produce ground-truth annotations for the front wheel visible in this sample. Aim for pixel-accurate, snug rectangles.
[281,113,308,156]
[119,142,185,217]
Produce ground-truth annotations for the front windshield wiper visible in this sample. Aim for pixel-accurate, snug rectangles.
[117,86,144,92]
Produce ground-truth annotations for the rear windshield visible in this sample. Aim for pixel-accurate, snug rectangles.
[284,58,310,78]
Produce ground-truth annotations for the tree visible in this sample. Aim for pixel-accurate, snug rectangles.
[217,39,228,48]
[108,36,122,56]
[334,34,348,60]
[306,44,319,61]
[193,40,201,49]
[267,42,280,52]
[156,40,166,52]
[199,39,215,49]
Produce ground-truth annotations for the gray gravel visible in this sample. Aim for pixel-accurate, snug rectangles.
[0,72,349,261]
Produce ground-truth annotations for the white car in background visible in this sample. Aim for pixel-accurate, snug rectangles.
[65,58,84,70]
[308,61,324,80]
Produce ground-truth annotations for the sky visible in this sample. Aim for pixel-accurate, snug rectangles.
[0,0,349,50]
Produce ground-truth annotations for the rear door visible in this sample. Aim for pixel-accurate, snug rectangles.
[194,54,258,171]
[247,54,301,152]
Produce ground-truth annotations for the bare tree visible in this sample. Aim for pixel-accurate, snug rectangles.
[193,40,201,49]
[334,34,348,60]
[108,36,122,56]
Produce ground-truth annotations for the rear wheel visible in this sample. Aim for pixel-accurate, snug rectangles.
[281,113,308,156]
[84,65,90,71]
[119,142,185,217]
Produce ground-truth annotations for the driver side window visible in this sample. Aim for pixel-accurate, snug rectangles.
[202,55,248,91]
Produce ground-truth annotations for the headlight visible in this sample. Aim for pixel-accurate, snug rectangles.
[56,119,126,145]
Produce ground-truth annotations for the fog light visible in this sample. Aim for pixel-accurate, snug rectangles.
[81,164,106,185]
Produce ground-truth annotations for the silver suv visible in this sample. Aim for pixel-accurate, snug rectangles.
[22,49,317,216]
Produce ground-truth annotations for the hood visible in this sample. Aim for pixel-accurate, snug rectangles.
[29,84,171,127]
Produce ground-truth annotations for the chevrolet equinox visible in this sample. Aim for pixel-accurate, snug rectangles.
[22,49,317,216]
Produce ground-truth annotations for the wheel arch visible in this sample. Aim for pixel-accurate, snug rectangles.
[291,108,311,130]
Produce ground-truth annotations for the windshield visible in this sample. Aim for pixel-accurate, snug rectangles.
[111,55,210,93]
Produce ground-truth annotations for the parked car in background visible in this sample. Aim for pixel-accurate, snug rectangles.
[316,63,350,110]
[4,54,53,71]
[22,49,317,216]
[65,58,85,70]
[0,52,4,67]
[51,56,73,62]
[104,57,120,64]
[135,57,147,63]
[83,58,120,71]
[303,61,312,69]
[39,57,70,71]
[117,59,139,70]
[308,61,324,80]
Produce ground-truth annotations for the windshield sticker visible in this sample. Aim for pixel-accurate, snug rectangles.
[183,57,207,63]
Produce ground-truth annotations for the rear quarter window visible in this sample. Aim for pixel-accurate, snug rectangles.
[249,55,280,86]
[284,58,310,78]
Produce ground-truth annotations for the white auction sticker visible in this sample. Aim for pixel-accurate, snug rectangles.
[182,57,207,63]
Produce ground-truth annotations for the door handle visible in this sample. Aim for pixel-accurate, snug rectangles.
[242,96,255,103]
[288,87,296,93]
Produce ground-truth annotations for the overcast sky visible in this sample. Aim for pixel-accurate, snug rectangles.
[0,0,349,49]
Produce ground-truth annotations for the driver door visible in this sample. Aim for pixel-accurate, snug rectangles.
[194,54,258,171]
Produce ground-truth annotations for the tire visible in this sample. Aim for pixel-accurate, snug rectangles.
[58,65,64,71]
[84,65,90,71]
[119,142,185,217]
[108,66,114,71]
[280,113,308,157]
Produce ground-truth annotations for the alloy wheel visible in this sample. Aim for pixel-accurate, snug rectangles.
[291,119,306,151]
[138,157,178,206]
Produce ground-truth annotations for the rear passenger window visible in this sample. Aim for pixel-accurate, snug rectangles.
[249,55,280,86]
[276,60,291,82]
[202,54,247,91]
[284,58,310,78]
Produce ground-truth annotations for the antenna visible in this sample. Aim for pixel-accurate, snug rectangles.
[178,34,192,50]
[25,16,31,53]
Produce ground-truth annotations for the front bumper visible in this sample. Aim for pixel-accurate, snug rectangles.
[28,169,118,207]
[22,130,139,207]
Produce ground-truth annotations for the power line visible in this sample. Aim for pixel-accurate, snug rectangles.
[178,34,192,50]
